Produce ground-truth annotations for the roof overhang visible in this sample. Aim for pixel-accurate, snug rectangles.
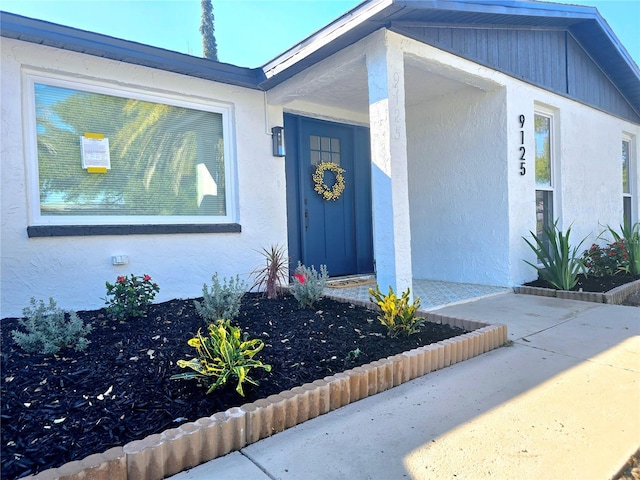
[259,0,640,113]
[1,1,638,112]
[0,11,264,90]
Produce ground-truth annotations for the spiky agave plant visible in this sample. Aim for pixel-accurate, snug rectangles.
[523,220,587,290]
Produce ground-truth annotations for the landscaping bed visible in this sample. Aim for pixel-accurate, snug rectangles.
[518,274,640,304]
[1,293,467,480]
[524,273,639,293]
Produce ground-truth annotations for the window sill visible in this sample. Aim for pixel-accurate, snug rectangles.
[27,223,242,238]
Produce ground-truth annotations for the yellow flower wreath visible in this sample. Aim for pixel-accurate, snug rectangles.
[312,161,345,201]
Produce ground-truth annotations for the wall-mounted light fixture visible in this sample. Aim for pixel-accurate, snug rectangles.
[271,126,285,157]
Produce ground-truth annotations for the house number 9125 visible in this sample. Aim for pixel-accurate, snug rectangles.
[518,114,526,176]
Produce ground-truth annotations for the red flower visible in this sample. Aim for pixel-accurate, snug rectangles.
[143,274,151,282]
[116,276,126,283]
[294,273,306,284]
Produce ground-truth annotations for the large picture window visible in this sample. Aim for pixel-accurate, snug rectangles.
[27,74,234,227]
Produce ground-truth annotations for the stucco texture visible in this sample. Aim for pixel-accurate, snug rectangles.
[1,39,288,318]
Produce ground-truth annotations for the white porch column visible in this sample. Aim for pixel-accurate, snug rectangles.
[366,34,413,297]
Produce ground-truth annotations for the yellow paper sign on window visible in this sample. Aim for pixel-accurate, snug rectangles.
[80,133,110,172]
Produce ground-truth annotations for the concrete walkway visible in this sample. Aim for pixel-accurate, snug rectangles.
[168,293,640,480]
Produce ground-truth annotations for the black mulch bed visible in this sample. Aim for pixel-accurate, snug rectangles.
[1,293,466,480]
[524,273,640,293]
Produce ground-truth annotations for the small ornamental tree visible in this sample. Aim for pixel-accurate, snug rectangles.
[251,245,288,299]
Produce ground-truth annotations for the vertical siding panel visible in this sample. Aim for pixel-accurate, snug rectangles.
[577,43,588,100]
[502,30,517,74]
[438,27,453,49]
[510,30,521,77]
[545,31,554,88]
[528,31,538,81]
[465,29,477,59]
[558,31,568,94]
[486,29,499,67]
[602,74,611,110]
[566,34,575,96]
[531,30,542,85]
[476,29,488,62]
[400,25,637,122]
[451,29,464,55]
[516,31,531,81]
[543,31,553,87]
[421,27,439,44]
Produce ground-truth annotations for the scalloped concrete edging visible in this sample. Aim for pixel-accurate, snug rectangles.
[514,278,640,305]
[24,310,507,480]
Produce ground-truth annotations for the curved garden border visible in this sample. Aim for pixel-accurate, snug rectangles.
[514,278,640,305]
[23,300,507,480]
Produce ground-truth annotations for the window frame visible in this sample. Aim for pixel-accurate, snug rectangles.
[23,70,238,229]
[622,134,634,227]
[534,108,557,242]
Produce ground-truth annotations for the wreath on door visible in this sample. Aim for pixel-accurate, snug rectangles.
[312,161,345,201]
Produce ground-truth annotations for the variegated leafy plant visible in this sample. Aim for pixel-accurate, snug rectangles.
[368,285,425,337]
[170,320,271,396]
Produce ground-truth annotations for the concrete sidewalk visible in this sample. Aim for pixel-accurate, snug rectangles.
[169,294,640,480]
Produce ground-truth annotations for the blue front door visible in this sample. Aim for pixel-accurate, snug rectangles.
[285,115,374,277]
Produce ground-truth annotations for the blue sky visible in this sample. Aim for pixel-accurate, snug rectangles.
[1,0,639,68]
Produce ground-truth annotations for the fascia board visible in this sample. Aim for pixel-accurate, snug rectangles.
[261,0,395,80]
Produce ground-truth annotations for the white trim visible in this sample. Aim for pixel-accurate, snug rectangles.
[622,133,635,224]
[533,105,560,225]
[262,0,393,78]
[22,70,238,227]
[622,134,632,196]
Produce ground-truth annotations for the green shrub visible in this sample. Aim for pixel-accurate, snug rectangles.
[11,297,92,355]
[523,221,586,290]
[582,241,627,277]
[368,285,425,337]
[251,244,288,299]
[104,273,159,320]
[170,320,271,396]
[290,262,328,308]
[605,222,640,275]
[194,273,247,322]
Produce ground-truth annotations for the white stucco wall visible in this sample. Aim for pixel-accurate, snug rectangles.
[269,27,640,289]
[4,30,637,317]
[407,85,510,286]
[1,38,288,318]
[395,31,640,287]
[507,80,640,285]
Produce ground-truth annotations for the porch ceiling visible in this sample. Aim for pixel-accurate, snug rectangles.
[280,56,476,115]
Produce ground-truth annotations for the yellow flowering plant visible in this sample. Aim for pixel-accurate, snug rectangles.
[368,285,426,337]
